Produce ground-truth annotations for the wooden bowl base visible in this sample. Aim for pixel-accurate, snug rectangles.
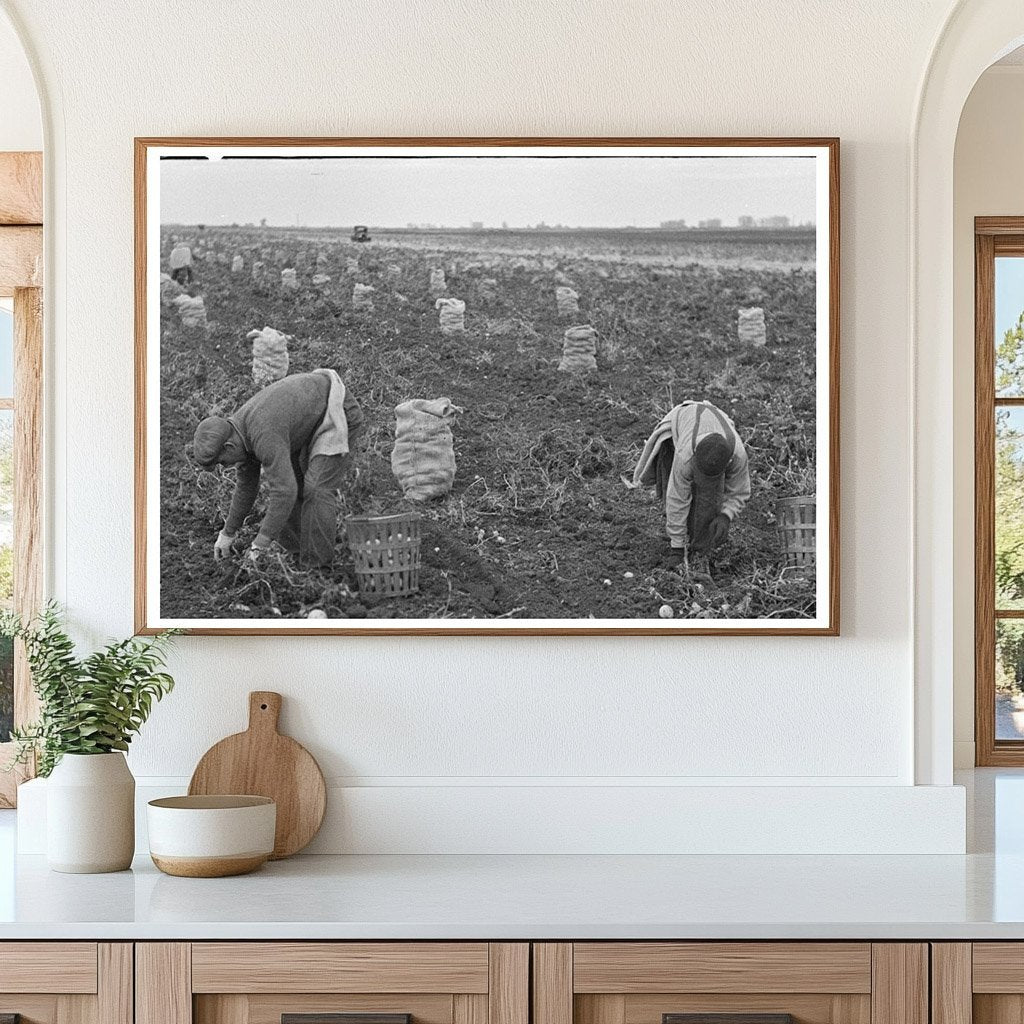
[151,853,268,878]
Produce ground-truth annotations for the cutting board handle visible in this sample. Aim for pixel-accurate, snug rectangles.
[248,691,282,734]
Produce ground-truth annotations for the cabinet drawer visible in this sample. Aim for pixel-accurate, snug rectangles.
[534,944,926,1024]
[139,943,528,1024]
[191,944,491,994]
[572,944,872,994]
[973,944,1024,992]
[0,942,98,994]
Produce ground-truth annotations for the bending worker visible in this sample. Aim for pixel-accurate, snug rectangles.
[632,400,751,563]
[192,369,364,567]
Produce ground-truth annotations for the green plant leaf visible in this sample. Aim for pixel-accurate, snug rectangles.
[2,604,179,776]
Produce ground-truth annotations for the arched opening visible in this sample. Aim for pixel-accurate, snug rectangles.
[914,1,1024,786]
[954,47,1024,769]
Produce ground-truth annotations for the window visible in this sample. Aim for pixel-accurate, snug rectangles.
[0,302,13,745]
[975,219,1024,764]
[0,289,41,805]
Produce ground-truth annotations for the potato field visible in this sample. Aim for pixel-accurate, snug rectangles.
[158,225,818,622]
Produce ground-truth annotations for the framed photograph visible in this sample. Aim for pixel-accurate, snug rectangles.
[135,137,839,635]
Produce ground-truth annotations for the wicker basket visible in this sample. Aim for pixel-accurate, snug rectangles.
[776,495,816,568]
[344,512,422,598]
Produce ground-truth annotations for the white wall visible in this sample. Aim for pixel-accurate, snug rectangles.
[0,10,39,151]
[952,66,1024,767]
[1,0,972,852]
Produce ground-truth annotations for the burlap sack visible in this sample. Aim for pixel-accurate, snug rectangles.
[738,307,767,346]
[558,324,598,373]
[391,398,462,501]
[353,283,375,311]
[479,278,498,301]
[429,268,446,297]
[556,287,580,317]
[386,264,402,281]
[281,268,298,291]
[251,260,265,283]
[231,255,244,274]
[160,273,184,300]
[248,326,290,386]
[312,273,332,287]
[435,297,466,335]
[173,294,207,330]
[345,256,359,274]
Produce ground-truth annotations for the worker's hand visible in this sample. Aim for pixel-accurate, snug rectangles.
[245,534,275,564]
[707,513,731,548]
[213,530,236,561]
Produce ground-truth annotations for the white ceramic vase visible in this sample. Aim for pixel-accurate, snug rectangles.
[46,752,135,873]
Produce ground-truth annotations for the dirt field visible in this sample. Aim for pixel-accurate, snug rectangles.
[158,226,818,621]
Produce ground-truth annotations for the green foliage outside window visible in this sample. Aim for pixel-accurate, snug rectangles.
[996,312,1024,693]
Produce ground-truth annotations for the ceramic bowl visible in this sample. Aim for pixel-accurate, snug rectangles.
[147,795,276,877]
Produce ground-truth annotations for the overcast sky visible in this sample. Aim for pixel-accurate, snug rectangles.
[159,155,817,229]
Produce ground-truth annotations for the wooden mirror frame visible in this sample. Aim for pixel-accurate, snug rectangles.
[0,151,43,807]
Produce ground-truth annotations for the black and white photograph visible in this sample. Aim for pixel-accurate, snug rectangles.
[136,140,838,634]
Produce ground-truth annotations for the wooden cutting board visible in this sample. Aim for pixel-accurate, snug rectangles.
[188,691,326,859]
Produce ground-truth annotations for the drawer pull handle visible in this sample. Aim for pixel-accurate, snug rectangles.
[283,1016,411,1024]
[664,1016,795,1024]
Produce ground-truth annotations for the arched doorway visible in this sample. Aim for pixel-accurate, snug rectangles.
[914,1,1024,785]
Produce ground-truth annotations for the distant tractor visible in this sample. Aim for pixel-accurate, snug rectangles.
[351,225,371,242]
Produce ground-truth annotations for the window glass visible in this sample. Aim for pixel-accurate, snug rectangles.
[0,306,13,399]
[996,257,1024,397]
[997,620,1024,740]
[997,407,1024,610]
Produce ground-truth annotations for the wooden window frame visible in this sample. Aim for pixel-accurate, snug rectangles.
[0,151,43,806]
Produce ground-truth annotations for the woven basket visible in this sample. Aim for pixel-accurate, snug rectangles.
[344,512,422,597]
[776,496,816,568]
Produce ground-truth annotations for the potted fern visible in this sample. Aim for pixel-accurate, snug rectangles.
[2,604,178,873]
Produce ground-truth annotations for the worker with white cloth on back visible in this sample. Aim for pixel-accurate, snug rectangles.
[168,239,195,285]
[192,369,364,567]
[632,400,751,566]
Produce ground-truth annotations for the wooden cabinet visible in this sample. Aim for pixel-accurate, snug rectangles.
[136,944,528,1024]
[0,943,132,1024]
[532,944,928,1024]
[931,943,1024,1024]
[0,937,968,1024]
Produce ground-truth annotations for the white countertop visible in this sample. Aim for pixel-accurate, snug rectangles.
[0,849,1022,940]
[1,769,1022,941]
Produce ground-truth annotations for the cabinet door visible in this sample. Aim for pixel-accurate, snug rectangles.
[137,943,528,1024]
[0,943,131,1024]
[533,944,927,1024]
[940,943,1024,1024]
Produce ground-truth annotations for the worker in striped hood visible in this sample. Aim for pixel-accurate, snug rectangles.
[632,400,751,564]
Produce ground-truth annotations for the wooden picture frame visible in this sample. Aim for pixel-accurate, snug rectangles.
[135,137,839,636]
